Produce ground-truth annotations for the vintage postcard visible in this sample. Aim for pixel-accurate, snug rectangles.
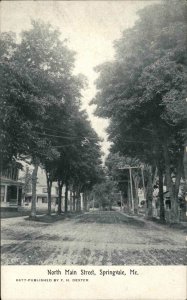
[0,0,186,299]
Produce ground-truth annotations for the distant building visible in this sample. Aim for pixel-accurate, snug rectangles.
[19,164,84,212]
[24,184,58,207]
[0,165,24,208]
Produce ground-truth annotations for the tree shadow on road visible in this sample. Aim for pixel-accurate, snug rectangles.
[24,212,84,224]
[76,212,146,227]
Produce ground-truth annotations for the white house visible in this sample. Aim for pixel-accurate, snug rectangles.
[0,165,24,208]
[19,164,86,211]
[19,165,58,208]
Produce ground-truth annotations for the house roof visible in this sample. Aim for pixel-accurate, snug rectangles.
[0,176,24,186]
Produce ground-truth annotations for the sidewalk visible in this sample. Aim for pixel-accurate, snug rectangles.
[118,210,187,232]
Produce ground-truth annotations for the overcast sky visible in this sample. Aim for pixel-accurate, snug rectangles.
[1,0,155,157]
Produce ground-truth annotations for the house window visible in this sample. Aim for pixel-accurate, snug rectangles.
[42,188,47,193]
[42,197,47,203]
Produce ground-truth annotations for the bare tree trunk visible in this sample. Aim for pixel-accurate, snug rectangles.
[48,186,52,215]
[87,193,91,211]
[58,180,63,214]
[72,190,76,212]
[30,161,39,218]
[65,182,68,213]
[77,191,81,211]
[183,144,187,221]
[158,163,165,223]
[83,191,88,211]
[175,151,183,221]
[183,144,187,192]
[48,185,52,215]
[46,173,52,216]
[163,143,178,222]
[146,166,153,218]
[74,190,79,212]
[132,175,140,214]
[22,166,31,201]
[83,193,85,211]
[70,188,73,212]
[175,152,183,199]
[153,167,158,186]
[127,181,131,213]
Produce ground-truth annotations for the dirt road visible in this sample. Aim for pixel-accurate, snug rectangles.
[1,211,186,265]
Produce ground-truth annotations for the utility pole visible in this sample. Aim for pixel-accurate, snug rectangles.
[141,166,146,200]
[129,167,134,212]
[118,165,144,214]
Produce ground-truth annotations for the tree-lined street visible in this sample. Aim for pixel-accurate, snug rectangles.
[1,1,186,222]
[1,3,187,300]
[0,1,187,273]
[1,211,186,265]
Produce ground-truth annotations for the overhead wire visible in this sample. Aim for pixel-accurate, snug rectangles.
[33,126,153,144]
[36,131,100,141]
[33,124,100,140]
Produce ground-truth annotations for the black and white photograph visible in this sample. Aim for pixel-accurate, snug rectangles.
[0,0,186,278]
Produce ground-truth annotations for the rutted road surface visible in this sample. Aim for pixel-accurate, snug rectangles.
[1,211,186,265]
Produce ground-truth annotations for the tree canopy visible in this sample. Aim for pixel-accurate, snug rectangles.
[0,20,103,216]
